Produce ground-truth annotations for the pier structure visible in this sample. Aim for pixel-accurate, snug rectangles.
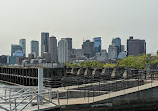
[0,66,158,110]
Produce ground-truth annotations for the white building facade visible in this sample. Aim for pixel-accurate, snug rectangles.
[58,38,68,63]
[108,44,118,60]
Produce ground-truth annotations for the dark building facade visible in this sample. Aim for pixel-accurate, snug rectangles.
[11,45,22,56]
[93,37,101,55]
[0,55,8,65]
[82,40,95,58]
[65,38,72,58]
[41,32,49,57]
[49,36,58,62]
[127,36,146,56]
[31,40,39,57]
[65,38,72,52]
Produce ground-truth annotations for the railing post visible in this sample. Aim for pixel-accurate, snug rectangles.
[37,94,40,110]
[14,98,17,111]
[38,68,43,105]
[49,89,52,102]
[9,88,12,111]
[5,88,6,99]
[57,90,60,106]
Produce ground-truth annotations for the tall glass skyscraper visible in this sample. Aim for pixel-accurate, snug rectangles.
[19,39,26,57]
[65,38,72,58]
[49,36,58,62]
[41,32,49,57]
[93,37,101,55]
[31,40,39,57]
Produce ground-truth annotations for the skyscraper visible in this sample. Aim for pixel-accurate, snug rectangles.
[93,37,101,55]
[41,32,49,57]
[11,44,22,56]
[49,36,58,62]
[121,45,125,52]
[127,36,146,56]
[65,38,72,58]
[112,37,121,56]
[31,40,39,57]
[58,38,68,63]
[19,39,26,56]
[82,40,95,58]
[65,38,72,51]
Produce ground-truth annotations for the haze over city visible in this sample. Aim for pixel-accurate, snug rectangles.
[0,0,158,56]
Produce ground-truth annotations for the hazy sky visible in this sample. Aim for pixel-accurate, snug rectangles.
[0,0,158,56]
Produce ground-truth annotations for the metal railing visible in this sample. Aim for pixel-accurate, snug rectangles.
[0,86,60,111]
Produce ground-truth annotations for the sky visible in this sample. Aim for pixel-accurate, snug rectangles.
[0,0,158,56]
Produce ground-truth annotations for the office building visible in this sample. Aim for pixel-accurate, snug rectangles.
[112,37,121,56]
[0,55,8,65]
[65,38,72,51]
[93,37,101,55]
[19,39,26,56]
[31,40,39,57]
[58,38,68,63]
[108,41,118,60]
[41,32,49,57]
[121,45,125,52]
[49,36,58,62]
[82,40,95,58]
[64,38,72,58]
[127,36,146,56]
[11,44,22,56]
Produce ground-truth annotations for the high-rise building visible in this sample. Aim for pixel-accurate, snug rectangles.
[127,36,146,56]
[108,44,118,60]
[41,32,49,57]
[112,37,121,55]
[19,39,26,56]
[65,38,72,58]
[65,38,72,51]
[93,37,101,55]
[82,40,95,58]
[11,44,22,56]
[58,38,68,63]
[31,40,39,57]
[121,45,125,52]
[49,36,58,63]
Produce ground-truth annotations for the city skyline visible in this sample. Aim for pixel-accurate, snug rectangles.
[0,33,150,57]
[0,0,158,55]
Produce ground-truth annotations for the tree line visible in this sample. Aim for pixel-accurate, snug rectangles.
[66,54,158,69]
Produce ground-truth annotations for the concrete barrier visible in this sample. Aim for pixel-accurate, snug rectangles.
[77,68,86,76]
[84,67,93,77]
[92,68,103,78]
